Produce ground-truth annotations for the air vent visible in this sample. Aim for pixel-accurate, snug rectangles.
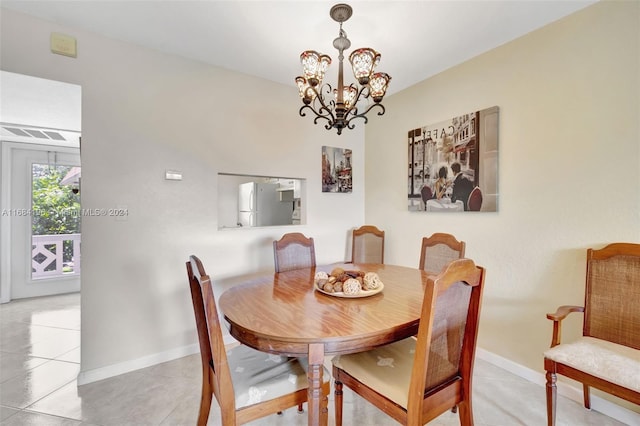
[2,126,67,141]
[4,127,30,137]
[43,131,66,141]
[24,129,49,139]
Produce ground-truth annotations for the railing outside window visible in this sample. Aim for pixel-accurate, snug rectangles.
[32,233,81,279]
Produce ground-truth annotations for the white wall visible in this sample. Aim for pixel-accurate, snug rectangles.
[0,9,365,382]
[0,70,81,131]
[365,0,639,414]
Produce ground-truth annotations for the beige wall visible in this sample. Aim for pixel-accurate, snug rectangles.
[366,0,639,414]
[1,9,365,382]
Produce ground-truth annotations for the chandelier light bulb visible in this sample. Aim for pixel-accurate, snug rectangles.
[369,73,391,103]
[296,77,316,104]
[334,85,358,109]
[349,48,380,85]
[300,51,331,87]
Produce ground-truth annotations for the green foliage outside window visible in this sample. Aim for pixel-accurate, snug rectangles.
[32,164,80,265]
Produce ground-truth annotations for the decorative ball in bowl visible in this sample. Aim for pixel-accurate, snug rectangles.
[314,268,383,297]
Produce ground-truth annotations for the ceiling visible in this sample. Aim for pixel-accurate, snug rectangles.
[2,0,597,96]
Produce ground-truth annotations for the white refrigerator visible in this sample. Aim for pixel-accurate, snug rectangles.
[238,182,293,227]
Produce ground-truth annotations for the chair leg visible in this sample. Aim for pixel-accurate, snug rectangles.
[457,401,472,426]
[197,387,213,426]
[298,403,304,413]
[451,406,458,413]
[583,384,591,409]
[546,371,557,426]
[334,379,344,426]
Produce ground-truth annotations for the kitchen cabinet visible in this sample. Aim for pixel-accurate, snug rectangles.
[277,179,301,198]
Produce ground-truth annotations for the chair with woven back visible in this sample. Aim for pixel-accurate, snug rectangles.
[419,232,466,274]
[332,258,486,426]
[273,232,316,273]
[186,255,328,425]
[351,225,385,264]
[419,231,468,411]
[543,243,640,426]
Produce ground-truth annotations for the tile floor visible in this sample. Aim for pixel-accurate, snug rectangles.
[0,293,629,425]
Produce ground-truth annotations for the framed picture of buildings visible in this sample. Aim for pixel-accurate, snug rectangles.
[407,106,498,212]
[322,146,352,193]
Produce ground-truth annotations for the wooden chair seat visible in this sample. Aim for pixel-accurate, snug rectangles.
[544,336,640,393]
[227,345,328,409]
[333,337,459,410]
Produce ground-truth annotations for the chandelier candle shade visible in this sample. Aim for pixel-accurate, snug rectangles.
[296,3,391,135]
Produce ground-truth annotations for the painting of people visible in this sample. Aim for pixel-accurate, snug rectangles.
[407,106,498,212]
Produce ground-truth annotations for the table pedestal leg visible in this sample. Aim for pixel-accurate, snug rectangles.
[307,343,328,426]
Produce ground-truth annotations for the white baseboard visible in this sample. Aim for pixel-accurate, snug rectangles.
[476,347,640,425]
[77,333,238,386]
[77,343,200,386]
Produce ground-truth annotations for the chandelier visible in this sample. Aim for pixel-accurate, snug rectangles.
[295,3,391,135]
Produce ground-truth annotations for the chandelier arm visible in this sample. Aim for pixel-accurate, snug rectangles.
[299,104,320,119]
[299,104,334,124]
[317,105,335,121]
[315,84,333,114]
[315,83,336,113]
[315,94,336,118]
[317,83,335,103]
[298,82,340,130]
[299,99,337,131]
[344,103,386,127]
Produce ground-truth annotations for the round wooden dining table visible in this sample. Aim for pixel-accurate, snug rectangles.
[218,263,430,426]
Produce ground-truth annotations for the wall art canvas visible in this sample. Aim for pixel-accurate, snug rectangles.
[322,146,352,193]
[407,106,498,212]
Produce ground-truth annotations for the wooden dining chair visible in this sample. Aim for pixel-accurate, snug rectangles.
[544,243,640,426]
[419,232,466,274]
[332,258,486,426]
[186,255,328,425]
[351,225,385,264]
[273,232,316,272]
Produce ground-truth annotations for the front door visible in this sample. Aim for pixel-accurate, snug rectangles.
[2,143,81,300]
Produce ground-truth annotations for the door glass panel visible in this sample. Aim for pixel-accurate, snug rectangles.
[31,163,81,280]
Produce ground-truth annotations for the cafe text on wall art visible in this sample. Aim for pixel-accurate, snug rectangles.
[322,146,352,193]
[407,106,499,213]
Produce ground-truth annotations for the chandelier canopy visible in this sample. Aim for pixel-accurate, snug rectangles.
[295,3,391,135]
